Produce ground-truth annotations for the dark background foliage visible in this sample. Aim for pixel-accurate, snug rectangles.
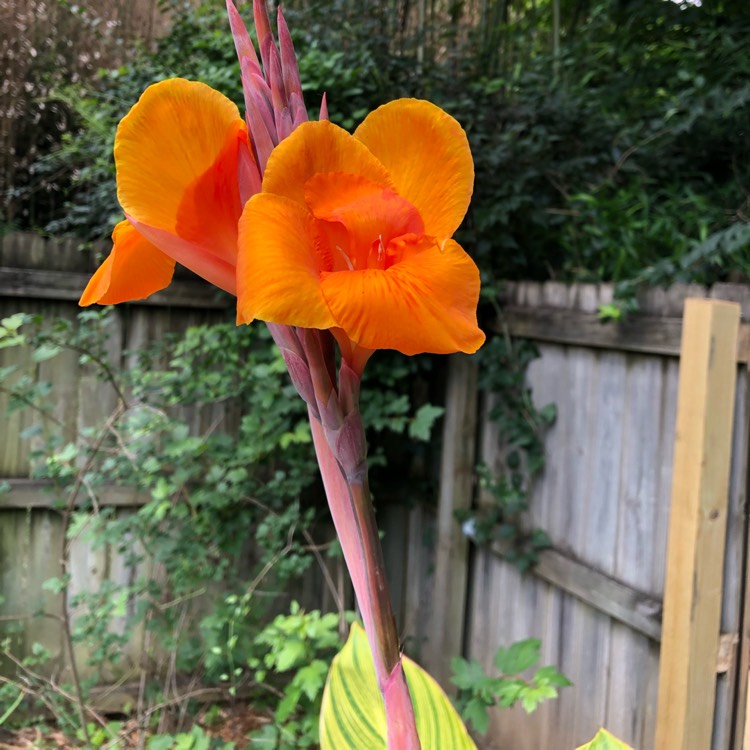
[5,0,749,292]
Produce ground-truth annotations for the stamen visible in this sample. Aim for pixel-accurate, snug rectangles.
[336,244,355,271]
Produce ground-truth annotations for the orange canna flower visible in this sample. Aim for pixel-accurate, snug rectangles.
[236,99,485,358]
[80,78,253,305]
[81,0,315,309]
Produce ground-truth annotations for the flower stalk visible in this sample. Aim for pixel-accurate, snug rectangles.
[81,2,481,745]
[303,338,421,749]
[228,3,422,745]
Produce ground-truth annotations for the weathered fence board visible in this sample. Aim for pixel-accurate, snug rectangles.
[445,282,750,750]
[0,232,430,686]
[656,301,740,750]
[426,354,478,686]
[5,234,750,748]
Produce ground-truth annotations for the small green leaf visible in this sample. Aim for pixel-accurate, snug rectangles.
[408,404,445,441]
[20,423,43,440]
[495,679,523,707]
[494,638,540,675]
[0,314,28,349]
[462,697,490,735]
[274,639,307,672]
[147,736,175,750]
[535,664,572,687]
[519,684,557,713]
[597,303,623,321]
[537,403,557,424]
[293,659,329,702]
[42,575,69,594]
[32,343,62,362]
[450,657,486,690]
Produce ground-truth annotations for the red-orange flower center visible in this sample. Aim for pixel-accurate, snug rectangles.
[305,172,424,274]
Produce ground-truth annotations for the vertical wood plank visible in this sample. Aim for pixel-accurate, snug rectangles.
[402,503,436,655]
[736,370,750,750]
[425,354,478,686]
[714,365,749,749]
[655,299,740,750]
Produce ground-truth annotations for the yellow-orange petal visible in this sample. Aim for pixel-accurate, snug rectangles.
[80,220,175,306]
[354,99,474,238]
[236,194,336,329]
[319,237,485,356]
[115,78,246,270]
[262,120,392,205]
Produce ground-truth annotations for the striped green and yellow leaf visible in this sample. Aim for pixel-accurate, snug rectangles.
[577,729,634,750]
[320,623,477,750]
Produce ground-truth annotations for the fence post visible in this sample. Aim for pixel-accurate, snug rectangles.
[655,298,740,750]
[426,354,478,687]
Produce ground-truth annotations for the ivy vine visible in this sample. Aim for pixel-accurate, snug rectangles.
[459,333,556,572]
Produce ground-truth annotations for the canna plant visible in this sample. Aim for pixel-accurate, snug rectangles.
[74,4,641,749]
[80,1,481,748]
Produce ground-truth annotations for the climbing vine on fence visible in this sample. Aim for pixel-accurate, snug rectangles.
[460,331,556,572]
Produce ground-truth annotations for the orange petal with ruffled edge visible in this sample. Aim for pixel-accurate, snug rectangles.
[262,120,392,205]
[354,99,474,238]
[114,78,247,291]
[80,220,175,306]
[319,237,485,356]
[236,194,336,329]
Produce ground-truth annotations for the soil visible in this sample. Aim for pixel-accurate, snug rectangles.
[0,703,267,749]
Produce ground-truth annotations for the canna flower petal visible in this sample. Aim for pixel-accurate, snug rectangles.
[80,220,175,306]
[262,120,392,205]
[236,194,336,329]
[320,237,485,355]
[354,99,474,237]
[236,98,484,357]
[114,78,248,293]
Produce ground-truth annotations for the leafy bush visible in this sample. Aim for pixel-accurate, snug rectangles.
[0,306,444,740]
[27,0,750,293]
[451,638,570,736]
[437,2,750,287]
[247,602,350,748]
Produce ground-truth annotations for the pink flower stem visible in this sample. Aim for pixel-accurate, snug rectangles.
[309,417,421,750]
[225,2,419,743]
[295,330,420,750]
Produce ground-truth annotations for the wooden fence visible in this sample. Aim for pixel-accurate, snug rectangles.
[4,232,750,749]
[0,233,352,687]
[426,281,750,750]
[0,232,436,692]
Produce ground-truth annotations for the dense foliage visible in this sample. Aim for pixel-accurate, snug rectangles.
[440,0,750,289]
[13,0,750,293]
[0,306,442,740]
[0,0,184,230]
